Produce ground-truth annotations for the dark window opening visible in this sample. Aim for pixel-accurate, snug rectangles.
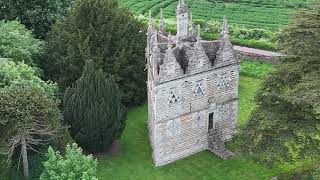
[208,112,214,130]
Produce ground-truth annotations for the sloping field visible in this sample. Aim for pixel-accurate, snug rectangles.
[119,0,310,31]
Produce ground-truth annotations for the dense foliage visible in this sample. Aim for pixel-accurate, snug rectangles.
[0,0,72,38]
[42,0,147,106]
[0,60,58,97]
[234,2,320,166]
[0,85,62,177]
[0,21,44,65]
[64,60,126,153]
[41,144,98,180]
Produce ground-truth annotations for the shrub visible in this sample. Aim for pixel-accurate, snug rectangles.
[40,144,98,180]
[63,60,126,153]
[42,0,147,106]
[0,21,44,65]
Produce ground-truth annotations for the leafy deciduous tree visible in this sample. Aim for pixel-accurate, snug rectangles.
[0,86,63,178]
[0,21,44,66]
[40,144,98,180]
[0,0,73,39]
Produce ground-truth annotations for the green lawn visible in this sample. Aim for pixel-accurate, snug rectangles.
[96,75,293,180]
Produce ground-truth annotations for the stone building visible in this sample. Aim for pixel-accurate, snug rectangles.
[146,0,240,167]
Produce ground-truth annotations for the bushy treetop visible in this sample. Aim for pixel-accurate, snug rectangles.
[0,21,44,65]
[42,0,147,106]
[40,144,98,180]
[0,0,73,39]
[0,60,58,98]
[63,60,126,153]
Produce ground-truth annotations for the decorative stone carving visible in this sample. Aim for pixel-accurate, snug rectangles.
[194,82,205,96]
[217,104,231,120]
[218,73,231,90]
[192,112,205,127]
[168,89,180,104]
[167,119,181,136]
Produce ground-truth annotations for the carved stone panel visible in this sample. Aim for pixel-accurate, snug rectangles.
[167,119,181,137]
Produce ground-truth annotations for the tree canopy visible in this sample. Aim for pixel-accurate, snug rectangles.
[234,2,320,166]
[41,144,98,180]
[0,0,72,39]
[0,60,58,98]
[63,60,126,153]
[0,85,63,177]
[41,0,147,106]
[0,21,44,65]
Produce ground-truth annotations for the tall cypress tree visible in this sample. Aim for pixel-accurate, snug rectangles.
[63,60,126,153]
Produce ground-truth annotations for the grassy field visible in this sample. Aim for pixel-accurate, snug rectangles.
[119,0,310,31]
[96,75,299,180]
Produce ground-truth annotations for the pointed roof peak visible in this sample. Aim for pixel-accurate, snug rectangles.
[177,0,188,14]
[197,24,201,39]
[222,16,229,35]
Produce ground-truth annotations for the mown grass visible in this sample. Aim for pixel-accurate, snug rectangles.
[96,74,300,180]
[240,60,274,79]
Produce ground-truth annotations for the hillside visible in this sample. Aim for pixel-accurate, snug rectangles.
[119,0,310,31]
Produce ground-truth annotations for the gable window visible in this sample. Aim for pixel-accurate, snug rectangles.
[218,73,230,90]
[194,83,205,96]
[168,91,180,104]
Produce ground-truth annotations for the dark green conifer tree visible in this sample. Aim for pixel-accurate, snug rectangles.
[63,60,126,153]
[41,0,147,106]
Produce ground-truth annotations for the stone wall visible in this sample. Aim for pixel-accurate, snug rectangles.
[151,65,239,166]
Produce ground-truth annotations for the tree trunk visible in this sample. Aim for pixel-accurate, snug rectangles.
[21,137,29,178]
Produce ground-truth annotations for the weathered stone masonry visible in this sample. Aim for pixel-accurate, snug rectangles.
[147,0,240,167]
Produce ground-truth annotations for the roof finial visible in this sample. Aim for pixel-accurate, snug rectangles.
[197,24,201,39]
[159,8,165,32]
[188,12,194,36]
[222,16,229,37]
